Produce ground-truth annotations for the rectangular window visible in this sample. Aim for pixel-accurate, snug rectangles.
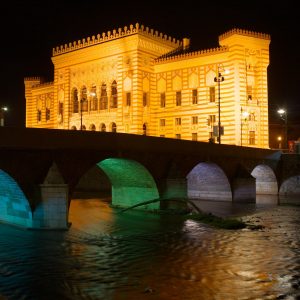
[46,108,50,121]
[249,131,255,145]
[126,92,131,106]
[247,85,252,101]
[143,92,148,107]
[37,110,42,122]
[175,117,181,126]
[207,115,216,126]
[160,92,166,108]
[175,134,181,139]
[192,133,198,141]
[192,89,198,104]
[209,87,216,102]
[160,119,166,126]
[160,134,165,138]
[176,91,181,106]
[249,112,255,121]
[192,116,198,125]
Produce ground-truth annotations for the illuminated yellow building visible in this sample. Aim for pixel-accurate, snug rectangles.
[24,23,270,148]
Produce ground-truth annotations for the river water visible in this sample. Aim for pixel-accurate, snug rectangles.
[0,196,299,300]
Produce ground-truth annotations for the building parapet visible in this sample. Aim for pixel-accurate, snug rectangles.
[154,46,229,64]
[219,28,271,41]
[52,23,181,56]
[31,81,54,89]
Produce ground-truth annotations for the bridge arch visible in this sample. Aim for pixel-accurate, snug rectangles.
[75,158,160,210]
[279,175,300,196]
[0,169,32,227]
[251,164,278,194]
[187,162,232,201]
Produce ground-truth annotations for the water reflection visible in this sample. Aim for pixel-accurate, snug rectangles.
[0,196,299,299]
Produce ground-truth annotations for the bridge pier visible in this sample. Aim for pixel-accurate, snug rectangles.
[32,183,69,229]
[232,177,256,203]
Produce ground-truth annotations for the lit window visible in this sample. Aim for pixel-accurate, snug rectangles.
[192,116,198,125]
[175,117,181,125]
[249,112,255,121]
[207,115,216,126]
[111,122,117,132]
[209,86,215,102]
[160,134,165,137]
[249,131,255,145]
[160,119,166,126]
[192,133,198,141]
[192,89,198,104]
[160,92,166,108]
[176,91,181,106]
[72,88,79,113]
[100,83,108,110]
[80,86,88,112]
[90,86,97,111]
[111,80,118,108]
[175,134,181,139]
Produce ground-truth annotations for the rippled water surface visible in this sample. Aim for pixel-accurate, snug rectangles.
[0,197,299,300]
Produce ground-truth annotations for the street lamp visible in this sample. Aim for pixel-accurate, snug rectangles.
[240,108,249,146]
[0,106,8,127]
[277,136,282,149]
[214,65,229,144]
[277,108,288,149]
[80,99,83,130]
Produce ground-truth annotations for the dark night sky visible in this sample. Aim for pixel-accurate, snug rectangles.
[1,0,299,127]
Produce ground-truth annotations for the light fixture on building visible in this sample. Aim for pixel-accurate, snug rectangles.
[214,65,229,144]
[240,108,249,146]
[277,108,288,149]
[0,106,8,127]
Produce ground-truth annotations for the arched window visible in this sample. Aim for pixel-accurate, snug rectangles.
[100,123,106,132]
[80,125,86,131]
[80,86,88,112]
[71,125,77,130]
[111,122,117,133]
[100,83,108,110]
[72,88,79,113]
[143,123,147,135]
[89,124,96,131]
[111,80,118,108]
[90,85,98,111]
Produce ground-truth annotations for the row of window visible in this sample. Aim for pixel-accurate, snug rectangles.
[37,109,51,122]
[72,81,118,113]
[71,85,255,111]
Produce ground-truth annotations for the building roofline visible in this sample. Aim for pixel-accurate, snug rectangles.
[154,46,228,64]
[219,28,271,41]
[52,23,181,57]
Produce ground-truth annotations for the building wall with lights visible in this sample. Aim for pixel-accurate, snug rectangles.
[24,24,270,148]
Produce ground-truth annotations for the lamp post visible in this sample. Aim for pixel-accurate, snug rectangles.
[277,136,282,149]
[277,108,288,149]
[214,65,228,144]
[240,108,249,146]
[80,99,83,130]
[0,106,8,126]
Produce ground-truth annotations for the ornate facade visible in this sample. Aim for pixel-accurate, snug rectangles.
[24,24,271,148]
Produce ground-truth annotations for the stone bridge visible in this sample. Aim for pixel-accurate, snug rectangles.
[0,127,298,230]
